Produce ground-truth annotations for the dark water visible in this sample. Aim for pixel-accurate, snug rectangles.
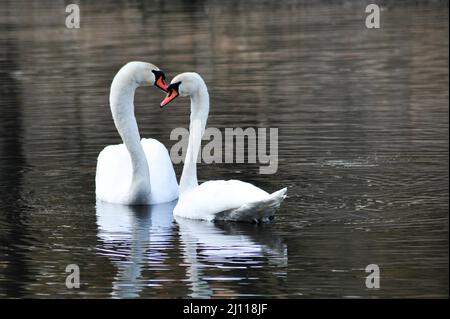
[0,0,448,298]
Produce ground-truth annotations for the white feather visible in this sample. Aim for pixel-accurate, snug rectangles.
[96,138,178,205]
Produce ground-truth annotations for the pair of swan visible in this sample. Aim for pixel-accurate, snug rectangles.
[95,61,287,222]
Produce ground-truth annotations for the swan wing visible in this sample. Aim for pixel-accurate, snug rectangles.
[174,180,287,222]
[95,143,132,204]
[141,138,179,204]
[215,188,287,222]
[95,138,178,205]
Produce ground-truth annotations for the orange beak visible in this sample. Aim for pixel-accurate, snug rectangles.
[155,76,168,92]
[160,88,179,108]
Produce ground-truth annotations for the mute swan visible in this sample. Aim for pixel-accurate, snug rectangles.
[96,62,179,205]
[160,72,287,222]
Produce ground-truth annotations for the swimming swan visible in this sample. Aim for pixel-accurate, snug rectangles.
[160,72,286,222]
[96,62,179,205]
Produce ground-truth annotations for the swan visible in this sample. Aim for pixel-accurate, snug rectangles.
[96,61,179,205]
[160,72,287,222]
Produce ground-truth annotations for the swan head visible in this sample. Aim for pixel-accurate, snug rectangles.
[118,61,168,92]
[160,72,205,107]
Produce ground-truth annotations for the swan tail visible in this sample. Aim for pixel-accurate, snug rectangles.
[214,187,287,223]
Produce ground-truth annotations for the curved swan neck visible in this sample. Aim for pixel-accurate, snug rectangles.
[179,80,209,194]
[110,72,150,198]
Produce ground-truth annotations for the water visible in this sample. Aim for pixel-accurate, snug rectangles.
[0,0,448,298]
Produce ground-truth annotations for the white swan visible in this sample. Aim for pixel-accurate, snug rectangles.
[160,72,287,222]
[96,62,179,205]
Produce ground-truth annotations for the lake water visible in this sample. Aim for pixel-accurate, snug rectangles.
[0,0,448,298]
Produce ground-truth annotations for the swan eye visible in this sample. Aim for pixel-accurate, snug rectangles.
[168,81,181,92]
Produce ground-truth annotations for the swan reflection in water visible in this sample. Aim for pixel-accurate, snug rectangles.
[95,200,177,298]
[95,201,287,298]
[177,217,288,298]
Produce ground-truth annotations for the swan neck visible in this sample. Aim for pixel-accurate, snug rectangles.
[110,76,150,198]
[179,84,209,194]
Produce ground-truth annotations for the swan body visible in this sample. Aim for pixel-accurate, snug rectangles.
[174,180,287,222]
[95,62,178,205]
[96,138,179,205]
[161,72,286,222]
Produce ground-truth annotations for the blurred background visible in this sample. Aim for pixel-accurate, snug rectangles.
[0,0,448,298]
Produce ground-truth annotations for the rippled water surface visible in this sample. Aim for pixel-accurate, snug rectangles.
[0,1,448,298]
